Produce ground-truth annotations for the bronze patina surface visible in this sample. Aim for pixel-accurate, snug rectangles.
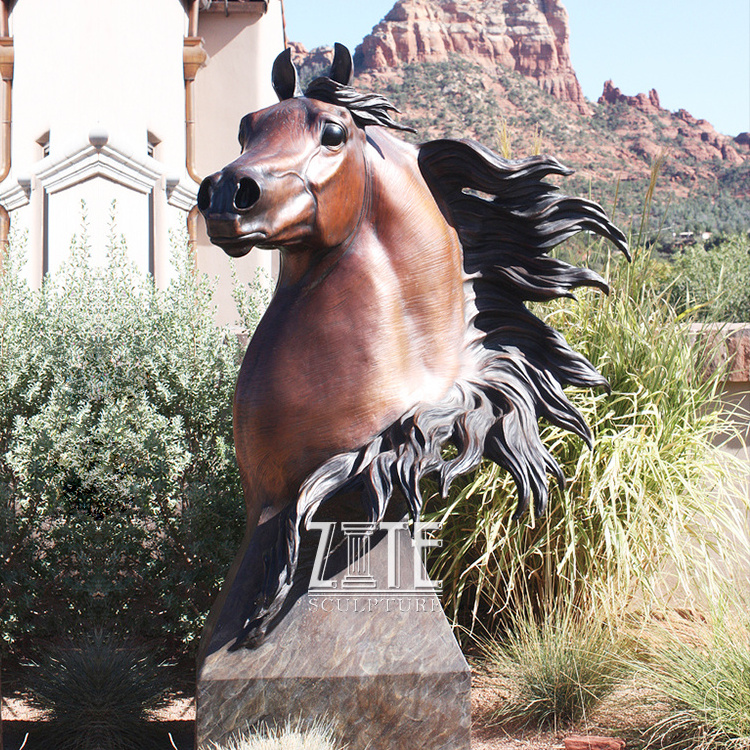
[196,42,627,747]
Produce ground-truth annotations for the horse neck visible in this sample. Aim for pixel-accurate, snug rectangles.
[361,130,468,377]
[365,129,466,306]
[364,131,439,245]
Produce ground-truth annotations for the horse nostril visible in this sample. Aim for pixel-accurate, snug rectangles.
[197,178,212,213]
[234,177,261,211]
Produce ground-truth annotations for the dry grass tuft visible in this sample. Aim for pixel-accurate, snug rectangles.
[210,719,341,750]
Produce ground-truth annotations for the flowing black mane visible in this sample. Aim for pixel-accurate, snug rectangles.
[418,139,629,511]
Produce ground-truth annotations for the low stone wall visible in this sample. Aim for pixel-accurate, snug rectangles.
[705,325,750,586]
[656,325,750,601]
[692,322,750,384]
[692,324,750,449]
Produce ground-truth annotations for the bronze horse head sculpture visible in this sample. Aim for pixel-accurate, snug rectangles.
[198,44,628,648]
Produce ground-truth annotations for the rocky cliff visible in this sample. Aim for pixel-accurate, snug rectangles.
[598,79,744,168]
[354,0,587,111]
[290,0,749,234]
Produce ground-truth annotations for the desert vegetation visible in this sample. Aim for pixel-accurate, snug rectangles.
[0,231,242,657]
[640,615,750,749]
[427,238,749,630]
[667,234,750,321]
[431,237,750,746]
[1,185,749,748]
[481,603,628,732]
[423,163,750,743]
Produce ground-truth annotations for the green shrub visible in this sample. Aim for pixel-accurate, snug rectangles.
[25,630,170,750]
[0,221,268,656]
[484,603,627,731]
[426,246,750,635]
[669,235,750,322]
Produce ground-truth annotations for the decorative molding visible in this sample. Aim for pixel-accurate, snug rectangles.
[0,142,198,214]
[167,179,198,211]
[36,144,162,196]
[0,180,30,211]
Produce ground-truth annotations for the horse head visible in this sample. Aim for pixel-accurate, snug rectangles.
[198,45,390,261]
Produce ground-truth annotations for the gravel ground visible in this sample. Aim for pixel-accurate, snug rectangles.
[1,673,663,750]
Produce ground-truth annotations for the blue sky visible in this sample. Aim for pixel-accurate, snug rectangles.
[282,0,750,137]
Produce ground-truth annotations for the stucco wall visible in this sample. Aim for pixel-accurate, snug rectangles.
[193,1,284,325]
[10,0,185,166]
[0,0,285,324]
[4,0,190,283]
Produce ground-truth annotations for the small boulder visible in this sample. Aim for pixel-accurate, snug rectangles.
[564,736,625,750]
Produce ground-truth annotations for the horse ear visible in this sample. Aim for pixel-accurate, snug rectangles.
[329,42,353,86]
[272,47,300,101]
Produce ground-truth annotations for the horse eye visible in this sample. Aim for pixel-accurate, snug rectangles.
[321,122,346,148]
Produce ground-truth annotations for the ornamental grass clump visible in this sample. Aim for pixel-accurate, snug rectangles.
[643,617,750,750]
[211,719,341,750]
[426,240,750,635]
[24,630,171,750]
[485,603,627,731]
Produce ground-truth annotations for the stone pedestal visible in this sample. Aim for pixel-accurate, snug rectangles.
[196,512,471,749]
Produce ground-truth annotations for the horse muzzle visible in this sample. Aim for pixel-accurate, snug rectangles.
[197,170,265,256]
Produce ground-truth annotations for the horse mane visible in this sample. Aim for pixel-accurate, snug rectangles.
[236,83,629,647]
[294,139,629,525]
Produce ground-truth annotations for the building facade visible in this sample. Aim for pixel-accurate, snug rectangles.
[0,0,284,322]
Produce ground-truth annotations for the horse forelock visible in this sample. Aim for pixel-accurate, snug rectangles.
[303,77,416,134]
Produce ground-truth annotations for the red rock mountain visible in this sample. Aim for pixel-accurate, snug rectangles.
[354,0,587,111]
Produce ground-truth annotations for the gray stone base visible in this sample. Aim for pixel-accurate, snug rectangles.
[196,509,471,749]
